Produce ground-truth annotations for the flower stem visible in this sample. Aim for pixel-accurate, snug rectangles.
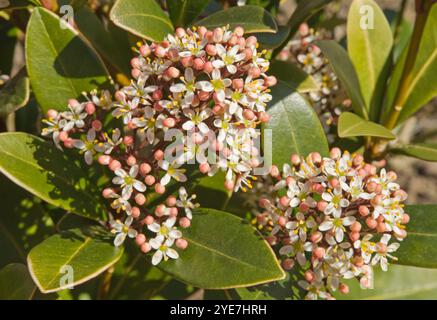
[383,0,433,130]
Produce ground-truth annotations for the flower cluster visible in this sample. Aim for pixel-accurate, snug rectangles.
[125,25,275,191]
[257,148,409,300]
[279,24,347,137]
[41,25,275,265]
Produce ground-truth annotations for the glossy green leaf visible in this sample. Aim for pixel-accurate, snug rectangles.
[336,265,437,299]
[395,205,437,268]
[110,0,174,42]
[0,132,107,221]
[168,0,210,27]
[256,25,291,50]
[264,81,329,168]
[0,263,35,300]
[195,5,277,34]
[0,174,55,267]
[347,0,393,119]
[389,143,437,162]
[398,4,437,122]
[28,226,124,293]
[0,68,30,117]
[75,6,131,77]
[155,208,285,289]
[338,112,396,139]
[269,60,320,93]
[316,40,368,119]
[192,171,231,210]
[26,7,110,113]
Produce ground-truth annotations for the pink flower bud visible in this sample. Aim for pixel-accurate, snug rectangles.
[155,183,165,194]
[179,217,191,228]
[259,198,270,209]
[402,213,410,224]
[246,36,257,47]
[135,233,146,246]
[266,235,277,246]
[291,154,301,166]
[130,57,140,69]
[68,99,79,108]
[135,193,146,206]
[317,201,328,212]
[314,247,325,260]
[175,27,186,38]
[102,188,114,198]
[277,216,287,227]
[234,26,244,37]
[232,78,244,90]
[270,165,280,177]
[339,283,349,295]
[264,76,277,87]
[181,56,193,67]
[310,152,322,164]
[109,159,121,171]
[47,109,58,119]
[63,138,74,149]
[206,44,217,56]
[299,202,310,213]
[140,45,151,57]
[131,206,141,218]
[329,147,341,160]
[154,149,164,161]
[144,215,154,225]
[310,231,323,243]
[140,163,152,176]
[349,231,360,242]
[193,58,205,70]
[140,242,151,253]
[248,66,261,78]
[131,68,141,79]
[123,135,134,146]
[243,109,255,120]
[126,155,136,166]
[330,178,340,188]
[376,222,386,233]
[366,217,377,229]
[224,180,234,191]
[155,204,166,217]
[98,155,112,166]
[243,47,253,60]
[114,90,125,101]
[59,131,69,142]
[152,89,163,101]
[203,61,214,73]
[167,48,180,62]
[199,162,210,174]
[213,27,223,42]
[154,46,166,58]
[145,175,156,186]
[304,270,315,282]
[166,195,177,207]
[167,66,180,78]
[281,258,294,270]
[351,221,362,232]
[170,207,178,217]
[85,102,95,115]
[176,238,188,250]
[163,117,176,128]
[228,35,238,46]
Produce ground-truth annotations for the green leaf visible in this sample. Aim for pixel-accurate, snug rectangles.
[269,60,320,93]
[26,7,110,113]
[395,205,437,268]
[256,25,291,50]
[336,265,437,299]
[347,0,393,120]
[109,0,174,42]
[0,263,35,300]
[264,81,329,168]
[75,6,131,77]
[389,143,437,162]
[28,226,123,293]
[338,112,396,139]
[195,5,277,34]
[288,0,334,35]
[155,208,285,289]
[192,171,231,210]
[0,132,107,221]
[316,40,368,119]
[398,4,437,122]
[0,68,30,117]
[168,0,210,27]
[0,173,55,267]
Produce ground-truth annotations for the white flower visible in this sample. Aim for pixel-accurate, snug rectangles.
[323,153,352,179]
[285,212,316,243]
[214,113,234,142]
[212,44,245,74]
[159,160,187,186]
[341,176,374,200]
[149,235,179,265]
[62,102,87,131]
[176,187,198,219]
[132,106,165,144]
[112,97,140,124]
[148,217,182,240]
[371,169,400,196]
[122,76,157,100]
[298,280,331,300]
[111,216,137,247]
[170,67,197,105]
[41,116,66,149]
[353,234,375,264]
[279,240,313,266]
[102,128,122,154]
[182,108,212,134]
[371,234,400,271]
[196,69,231,102]
[319,215,356,243]
[112,165,146,199]
[72,129,99,165]
[322,187,350,217]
